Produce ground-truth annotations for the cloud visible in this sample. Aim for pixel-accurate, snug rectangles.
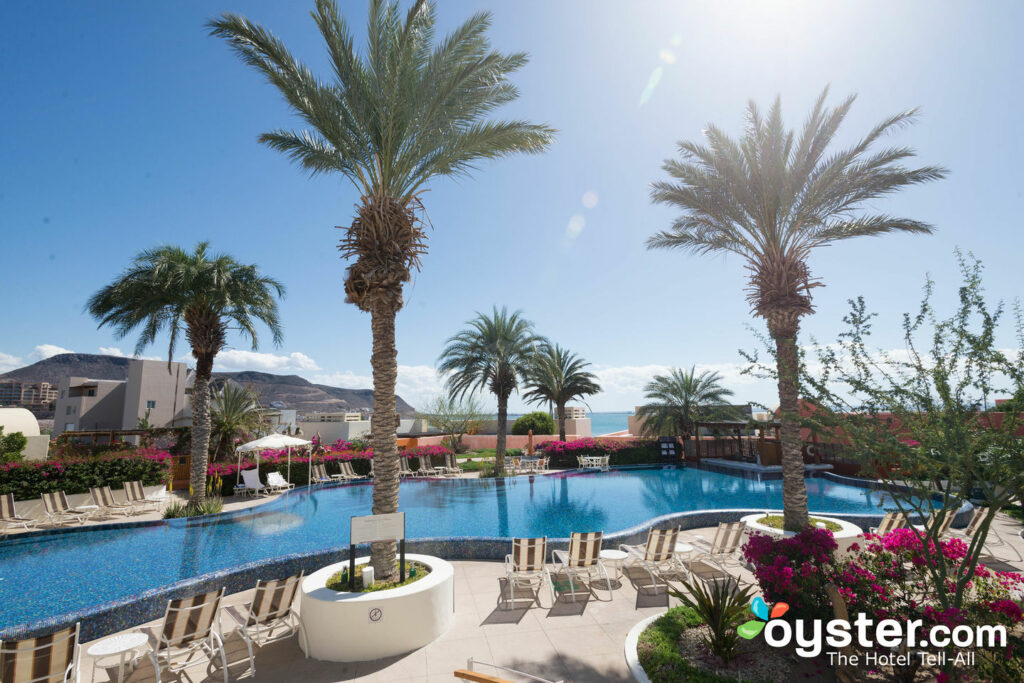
[214,350,320,373]
[565,214,586,239]
[581,191,599,209]
[0,351,22,373]
[313,365,445,411]
[32,344,73,360]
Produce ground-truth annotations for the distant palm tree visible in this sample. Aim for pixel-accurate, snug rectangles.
[636,367,734,438]
[438,307,545,475]
[211,382,266,460]
[87,243,284,503]
[209,0,553,581]
[647,89,946,530]
[523,344,601,441]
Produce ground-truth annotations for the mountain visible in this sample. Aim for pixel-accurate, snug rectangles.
[1,354,415,415]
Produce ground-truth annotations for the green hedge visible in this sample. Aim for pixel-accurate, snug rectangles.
[637,606,742,683]
[0,451,172,501]
[511,412,555,435]
[541,441,664,469]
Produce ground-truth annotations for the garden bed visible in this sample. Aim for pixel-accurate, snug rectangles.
[325,560,430,593]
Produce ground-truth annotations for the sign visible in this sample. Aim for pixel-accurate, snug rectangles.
[351,512,405,545]
[368,607,383,623]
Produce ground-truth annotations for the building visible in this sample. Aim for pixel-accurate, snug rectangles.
[52,359,191,438]
[0,407,49,460]
[562,406,586,420]
[300,412,364,423]
[0,381,59,409]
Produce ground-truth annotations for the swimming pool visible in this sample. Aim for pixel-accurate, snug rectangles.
[0,467,928,636]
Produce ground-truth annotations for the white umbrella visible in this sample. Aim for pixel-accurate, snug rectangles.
[236,433,313,486]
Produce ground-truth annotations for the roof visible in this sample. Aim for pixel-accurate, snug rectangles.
[0,408,41,437]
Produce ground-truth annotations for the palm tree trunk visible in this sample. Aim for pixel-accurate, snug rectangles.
[773,328,809,531]
[369,300,400,582]
[189,354,214,505]
[557,403,566,442]
[495,398,508,475]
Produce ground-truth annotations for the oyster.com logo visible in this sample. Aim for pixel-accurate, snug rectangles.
[738,597,789,640]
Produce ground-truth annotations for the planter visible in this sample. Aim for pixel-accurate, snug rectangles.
[740,512,863,552]
[299,553,455,662]
[624,613,660,683]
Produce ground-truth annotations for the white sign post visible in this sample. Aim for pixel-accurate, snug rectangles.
[349,512,406,590]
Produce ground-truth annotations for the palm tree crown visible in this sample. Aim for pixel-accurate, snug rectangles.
[523,344,601,441]
[437,307,545,473]
[210,382,266,460]
[636,367,734,438]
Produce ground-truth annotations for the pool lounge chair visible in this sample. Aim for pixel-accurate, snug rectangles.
[123,480,162,513]
[551,531,613,602]
[456,658,563,683]
[239,469,269,497]
[0,492,38,534]
[685,521,749,585]
[949,507,1023,563]
[41,490,95,527]
[224,572,308,676]
[145,588,228,683]
[620,527,683,592]
[504,537,555,609]
[0,622,81,683]
[869,512,906,535]
[340,461,367,480]
[310,464,334,485]
[89,486,135,518]
[417,456,441,476]
[398,458,415,478]
[912,510,955,537]
[265,471,295,493]
[440,453,464,476]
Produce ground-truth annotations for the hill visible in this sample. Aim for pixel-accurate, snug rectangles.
[0,354,414,415]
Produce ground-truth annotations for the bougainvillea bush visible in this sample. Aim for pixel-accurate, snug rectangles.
[0,448,172,500]
[537,438,660,468]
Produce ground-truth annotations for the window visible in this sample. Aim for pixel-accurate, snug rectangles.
[65,406,74,415]
[86,389,95,397]
[146,400,156,409]
[64,423,75,432]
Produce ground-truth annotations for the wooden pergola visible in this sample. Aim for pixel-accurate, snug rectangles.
[693,420,781,461]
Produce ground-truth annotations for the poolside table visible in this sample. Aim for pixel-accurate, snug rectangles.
[599,548,629,580]
[86,631,149,683]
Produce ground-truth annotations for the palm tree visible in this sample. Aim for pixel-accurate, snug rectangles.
[211,382,266,459]
[647,88,946,530]
[438,307,545,475]
[209,0,553,581]
[87,243,284,504]
[635,367,734,438]
[522,344,601,441]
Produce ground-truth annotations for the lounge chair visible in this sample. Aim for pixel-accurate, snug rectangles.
[265,471,295,493]
[685,521,748,584]
[224,572,308,676]
[239,469,269,497]
[310,464,334,485]
[41,491,94,527]
[0,622,81,683]
[340,461,366,480]
[441,452,464,476]
[89,486,134,518]
[620,527,684,592]
[123,481,162,513]
[504,537,554,609]
[398,458,415,478]
[0,492,38,535]
[145,588,228,683]
[912,510,955,537]
[551,531,612,602]
[456,657,563,683]
[948,507,1023,563]
[417,456,441,476]
[869,511,906,535]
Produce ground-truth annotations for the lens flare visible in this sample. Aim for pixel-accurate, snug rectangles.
[638,66,663,106]
[581,191,599,208]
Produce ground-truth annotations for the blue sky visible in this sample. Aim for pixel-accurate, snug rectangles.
[2,1,1022,412]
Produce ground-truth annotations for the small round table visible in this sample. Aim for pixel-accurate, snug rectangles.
[673,542,695,570]
[599,549,629,580]
[86,632,149,683]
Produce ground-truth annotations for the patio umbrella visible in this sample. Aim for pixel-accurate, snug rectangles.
[236,433,313,486]
[527,429,534,456]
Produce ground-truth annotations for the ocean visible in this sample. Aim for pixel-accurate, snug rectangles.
[506,411,632,436]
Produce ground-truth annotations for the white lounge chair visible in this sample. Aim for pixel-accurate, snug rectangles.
[0,622,81,683]
[948,507,1023,563]
[869,512,907,535]
[123,481,162,513]
[439,453,464,477]
[417,456,441,476]
[40,491,95,527]
[341,461,370,479]
[398,458,415,478]
[0,492,38,534]
[504,537,555,609]
[685,521,749,584]
[456,657,563,683]
[239,469,269,497]
[145,589,228,683]
[620,527,684,592]
[551,531,612,602]
[90,486,134,518]
[310,464,333,485]
[912,510,955,537]
[224,572,308,676]
[265,471,295,493]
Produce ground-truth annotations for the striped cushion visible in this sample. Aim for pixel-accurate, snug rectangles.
[247,574,302,625]
[710,522,746,554]
[123,481,146,503]
[0,494,17,521]
[511,538,547,572]
[645,528,679,562]
[0,624,77,683]
[568,531,603,568]
[161,590,223,647]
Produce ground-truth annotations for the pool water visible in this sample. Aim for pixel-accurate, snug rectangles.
[0,468,902,631]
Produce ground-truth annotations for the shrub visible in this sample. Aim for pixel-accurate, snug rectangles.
[636,606,741,683]
[0,448,172,500]
[0,427,27,463]
[511,411,554,435]
[741,527,838,620]
[537,438,661,468]
[670,579,755,663]
[163,497,224,519]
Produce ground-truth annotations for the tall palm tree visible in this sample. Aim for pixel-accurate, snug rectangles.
[438,307,545,475]
[211,382,266,459]
[522,344,602,441]
[209,0,553,581]
[87,243,284,504]
[636,367,734,438]
[647,88,946,530]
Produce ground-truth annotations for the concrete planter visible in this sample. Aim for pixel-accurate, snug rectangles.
[740,512,863,552]
[624,613,660,683]
[299,553,454,662]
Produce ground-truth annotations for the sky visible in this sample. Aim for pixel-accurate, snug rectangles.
[2,1,1022,413]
